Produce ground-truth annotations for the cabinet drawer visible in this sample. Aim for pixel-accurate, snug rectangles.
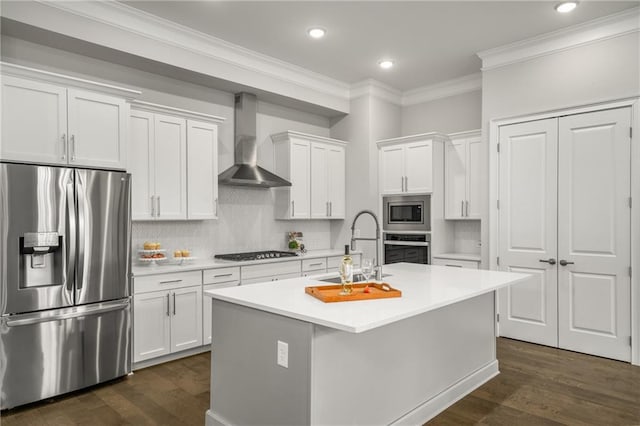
[242,272,301,285]
[302,258,327,273]
[134,270,202,294]
[431,258,479,269]
[241,261,301,281]
[203,267,240,285]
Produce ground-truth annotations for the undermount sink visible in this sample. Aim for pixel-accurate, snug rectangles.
[319,273,391,284]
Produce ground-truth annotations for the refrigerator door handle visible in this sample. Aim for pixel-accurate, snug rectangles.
[3,299,129,327]
[76,172,87,293]
[65,179,77,294]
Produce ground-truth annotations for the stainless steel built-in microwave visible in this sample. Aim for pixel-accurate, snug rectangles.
[383,195,431,232]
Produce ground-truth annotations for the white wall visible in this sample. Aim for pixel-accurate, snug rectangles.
[1,35,334,256]
[401,90,482,135]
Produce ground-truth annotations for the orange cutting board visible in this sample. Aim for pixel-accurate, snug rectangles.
[305,282,401,303]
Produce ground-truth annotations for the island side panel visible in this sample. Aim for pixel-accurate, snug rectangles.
[208,299,313,426]
[310,292,497,425]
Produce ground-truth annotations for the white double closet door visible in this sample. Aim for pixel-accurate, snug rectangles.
[498,107,632,362]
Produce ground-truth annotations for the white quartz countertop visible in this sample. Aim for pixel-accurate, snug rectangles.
[132,249,356,277]
[205,262,529,333]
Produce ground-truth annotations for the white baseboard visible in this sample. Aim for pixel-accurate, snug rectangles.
[133,345,211,370]
[391,360,500,425]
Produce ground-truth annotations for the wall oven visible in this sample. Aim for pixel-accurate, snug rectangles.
[383,195,430,232]
[383,233,431,265]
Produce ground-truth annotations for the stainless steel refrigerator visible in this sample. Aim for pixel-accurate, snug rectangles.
[0,162,132,409]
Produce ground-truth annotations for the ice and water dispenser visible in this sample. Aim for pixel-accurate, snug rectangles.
[18,231,64,288]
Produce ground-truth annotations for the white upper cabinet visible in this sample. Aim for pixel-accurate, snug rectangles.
[378,133,447,195]
[273,131,346,220]
[129,101,224,221]
[444,131,481,219]
[0,63,139,170]
[187,120,219,220]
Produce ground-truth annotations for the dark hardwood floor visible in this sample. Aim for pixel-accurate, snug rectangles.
[2,338,639,425]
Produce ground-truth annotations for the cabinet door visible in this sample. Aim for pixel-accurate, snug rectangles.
[445,140,467,219]
[289,139,311,218]
[466,137,482,219]
[133,292,171,362]
[129,110,155,220]
[187,120,218,220]
[67,89,127,170]
[379,145,404,194]
[171,286,203,352]
[327,144,345,219]
[405,141,432,193]
[154,114,187,220]
[310,143,329,218]
[1,76,67,165]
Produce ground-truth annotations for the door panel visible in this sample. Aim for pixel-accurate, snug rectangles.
[466,137,482,218]
[0,164,73,315]
[380,146,404,194]
[133,292,171,362]
[187,120,218,220]
[154,114,187,220]
[557,108,631,361]
[289,139,310,218]
[444,141,466,218]
[171,286,202,352]
[310,143,328,218]
[67,89,126,170]
[75,169,131,305]
[498,118,558,347]
[327,145,345,218]
[405,141,432,193]
[129,111,155,220]
[0,76,67,165]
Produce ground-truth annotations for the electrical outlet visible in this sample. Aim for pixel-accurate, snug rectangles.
[277,340,288,368]
[476,240,482,247]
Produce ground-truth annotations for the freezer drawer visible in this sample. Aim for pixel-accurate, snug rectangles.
[0,299,131,409]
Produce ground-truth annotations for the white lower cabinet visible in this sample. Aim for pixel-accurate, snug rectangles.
[133,271,203,363]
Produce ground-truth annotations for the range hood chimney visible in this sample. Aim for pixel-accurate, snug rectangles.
[218,93,291,188]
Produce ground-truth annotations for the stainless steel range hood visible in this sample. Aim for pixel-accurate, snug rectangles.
[218,93,291,188]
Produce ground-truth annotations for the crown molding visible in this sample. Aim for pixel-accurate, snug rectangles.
[131,100,225,123]
[401,73,482,106]
[1,0,351,113]
[377,131,450,147]
[478,6,640,71]
[349,79,403,105]
[271,130,347,146]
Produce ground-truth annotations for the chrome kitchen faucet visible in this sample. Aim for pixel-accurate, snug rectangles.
[350,210,383,281]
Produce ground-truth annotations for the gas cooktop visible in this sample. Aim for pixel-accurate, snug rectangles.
[214,250,298,261]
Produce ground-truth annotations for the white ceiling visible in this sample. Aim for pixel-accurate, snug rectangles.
[121,1,638,92]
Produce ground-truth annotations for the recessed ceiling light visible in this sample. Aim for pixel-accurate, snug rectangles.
[378,60,394,70]
[307,27,326,39]
[555,2,577,13]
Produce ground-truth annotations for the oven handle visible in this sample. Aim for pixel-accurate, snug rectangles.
[383,240,430,247]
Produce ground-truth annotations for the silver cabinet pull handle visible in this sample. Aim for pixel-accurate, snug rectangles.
[61,134,67,160]
[330,202,333,216]
[326,201,329,217]
[559,259,574,266]
[291,200,295,217]
[166,293,170,317]
[157,196,161,217]
[466,200,469,217]
[215,197,218,216]
[401,177,404,192]
[173,293,176,315]
[213,273,233,278]
[151,195,156,217]
[539,258,557,265]
[309,262,323,267]
[461,201,464,217]
[445,264,463,268]
[159,279,182,284]
[405,176,408,192]
[70,135,76,161]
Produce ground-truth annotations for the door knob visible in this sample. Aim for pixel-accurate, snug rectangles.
[559,259,574,266]
[539,258,556,265]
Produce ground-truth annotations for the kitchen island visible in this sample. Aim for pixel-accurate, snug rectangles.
[204,263,529,425]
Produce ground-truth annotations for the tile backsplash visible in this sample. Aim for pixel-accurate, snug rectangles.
[132,185,331,258]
